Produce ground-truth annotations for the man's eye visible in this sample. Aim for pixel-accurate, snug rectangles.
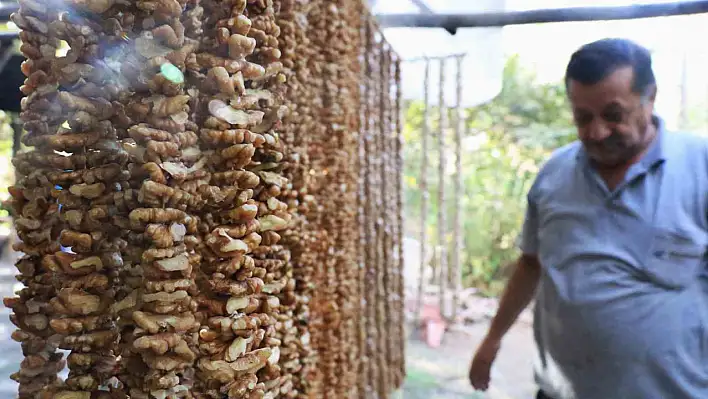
[602,110,623,123]
[574,114,592,126]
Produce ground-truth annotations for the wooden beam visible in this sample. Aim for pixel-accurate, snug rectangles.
[376,1,708,29]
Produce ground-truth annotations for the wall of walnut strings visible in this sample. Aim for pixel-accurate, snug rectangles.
[5,0,404,398]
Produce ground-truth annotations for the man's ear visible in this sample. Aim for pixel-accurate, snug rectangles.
[645,84,657,104]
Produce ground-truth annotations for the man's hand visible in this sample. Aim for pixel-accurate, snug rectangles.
[469,336,501,391]
[468,255,540,391]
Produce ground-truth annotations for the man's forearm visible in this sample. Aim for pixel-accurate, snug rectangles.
[486,255,541,342]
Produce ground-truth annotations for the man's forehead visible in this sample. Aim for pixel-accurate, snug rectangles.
[568,67,635,107]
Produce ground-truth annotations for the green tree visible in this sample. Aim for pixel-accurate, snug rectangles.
[403,55,576,295]
[681,101,708,136]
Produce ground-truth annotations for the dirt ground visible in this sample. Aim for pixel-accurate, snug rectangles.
[402,320,537,399]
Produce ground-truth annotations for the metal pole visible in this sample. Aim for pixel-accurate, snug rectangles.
[376,1,708,29]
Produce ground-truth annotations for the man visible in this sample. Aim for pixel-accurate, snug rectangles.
[468,38,708,398]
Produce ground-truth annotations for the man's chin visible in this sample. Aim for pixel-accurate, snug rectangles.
[587,152,626,168]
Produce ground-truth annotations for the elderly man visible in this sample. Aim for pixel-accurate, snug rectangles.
[468,38,708,398]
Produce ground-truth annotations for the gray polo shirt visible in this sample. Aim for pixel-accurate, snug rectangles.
[521,120,708,398]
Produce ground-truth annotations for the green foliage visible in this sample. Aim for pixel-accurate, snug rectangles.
[681,101,708,136]
[403,55,576,296]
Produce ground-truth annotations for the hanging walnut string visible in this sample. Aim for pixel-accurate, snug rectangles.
[296,2,326,397]
[307,1,363,397]
[437,58,448,320]
[363,18,381,399]
[414,59,431,326]
[114,0,203,396]
[8,0,140,396]
[372,30,390,399]
[379,41,395,394]
[5,1,66,397]
[357,13,405,398]
[189,0,289,397]
[355,11,370,399]
[274,1,314,398]
[393,56,406,389]
[244,1,290,397]
[450,55,465,324]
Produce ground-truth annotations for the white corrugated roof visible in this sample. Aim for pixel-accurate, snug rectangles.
[373,0,507,107]
[373,0,708,116]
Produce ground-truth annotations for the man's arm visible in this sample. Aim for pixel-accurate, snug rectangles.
[486,183,543,341]
[470,181,543,391]
[485,254,541,342]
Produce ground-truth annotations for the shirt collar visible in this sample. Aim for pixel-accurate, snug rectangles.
[639,115,666,168]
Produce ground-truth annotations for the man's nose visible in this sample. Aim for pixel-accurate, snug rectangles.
[586,120,612,141]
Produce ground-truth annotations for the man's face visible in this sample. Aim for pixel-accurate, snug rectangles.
[568,66,655,167]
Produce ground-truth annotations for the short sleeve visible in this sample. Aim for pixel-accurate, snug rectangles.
[519,196,539,255]
[519,181,539,255]
[516,143,572,255]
